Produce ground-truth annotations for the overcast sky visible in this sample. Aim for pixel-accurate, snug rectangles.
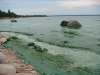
[0,0,100,15]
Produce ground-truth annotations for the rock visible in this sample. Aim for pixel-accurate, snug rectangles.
[0,37,7,45]
[0,64,16,75]
[27,43,35,47]
[42,48,48,52]
[5,36,18,43]
[67,20,82,29]
[16,64,34,73]
[63,41,68,43]
[9,36,18,40]
[60,20,82,29]
[34,45,48,53]
[0,45,38,75]
[60,20,69,26]
[34,45,43,52]
[11,20,17,22]
[27,42,48,53]
[31,71,39,75]
[0,52,6,64]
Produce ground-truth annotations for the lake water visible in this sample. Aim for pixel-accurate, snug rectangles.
[0,16,100,75]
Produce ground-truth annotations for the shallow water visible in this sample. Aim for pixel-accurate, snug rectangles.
[0,16,100,75]
[0,16,100,52]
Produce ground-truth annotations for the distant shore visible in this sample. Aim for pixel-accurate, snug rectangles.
[0,9,48,18]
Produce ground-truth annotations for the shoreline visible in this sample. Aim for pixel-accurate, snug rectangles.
[0,36,39,75]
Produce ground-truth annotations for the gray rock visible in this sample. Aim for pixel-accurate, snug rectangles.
[60,20,82,29]
[0,52,6,64]
[60,20,69,26]
[67,20,82,29]
[11,20,17,22]
[0,64,16,75]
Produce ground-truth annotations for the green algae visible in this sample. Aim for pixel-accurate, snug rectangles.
[3,36,93,75]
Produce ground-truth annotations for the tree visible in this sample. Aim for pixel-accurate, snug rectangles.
[0,9,17,18]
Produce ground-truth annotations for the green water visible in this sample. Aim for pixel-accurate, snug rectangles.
[0,16,100,75]
[4,37,94,75]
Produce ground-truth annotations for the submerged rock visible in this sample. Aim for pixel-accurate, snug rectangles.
[27,42,48,53]
[11,19,17,22]
[34,45,48,53]
[10,36,18,40]
[60,20,82,29]
[34,45,43,52]
[4,36,18,44]
[7,36,18,41]
[27,42,35,46]
[97,44,100,46]
[63,41,69,44]
[42,48,48,52]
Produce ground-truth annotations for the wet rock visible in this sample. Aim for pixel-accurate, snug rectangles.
[0,52,6,64]
[27,42,35,46]
[6,36,18,42]
[27,42,48,53]
[42,48,48,52]
[11,20,17,22]
[34,45,43,52]
[0,64,16,75]
[60,20,69,26]
[10,36,18,40]
[67,20,82,29]
[3,37,17,45]
[31,71,39,75]
[97,44,100,46]
[60,20,82,29]
[63,41,68,44]
[0,37,7,45]
[16,64,33,73]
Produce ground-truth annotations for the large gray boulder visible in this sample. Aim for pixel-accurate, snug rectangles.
[60,20,82,29]
[60,20,69,26]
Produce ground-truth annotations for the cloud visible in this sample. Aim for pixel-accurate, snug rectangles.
[0,0,100,15]
[57,0,100,10]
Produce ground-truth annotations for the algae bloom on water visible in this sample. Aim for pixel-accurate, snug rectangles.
[2,33,99,75]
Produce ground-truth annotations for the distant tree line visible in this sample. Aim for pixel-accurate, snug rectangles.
[0,10,18,18]
[0,9,47,18]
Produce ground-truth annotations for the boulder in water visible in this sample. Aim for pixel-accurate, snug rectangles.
[60,20,69,26]
[27,42,35,46]
[60,20,82,29]
[11,20,17,22]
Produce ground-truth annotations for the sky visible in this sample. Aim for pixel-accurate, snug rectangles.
[0,0,100,15]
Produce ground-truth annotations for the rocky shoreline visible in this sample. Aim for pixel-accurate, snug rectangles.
[0,36,39,75]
